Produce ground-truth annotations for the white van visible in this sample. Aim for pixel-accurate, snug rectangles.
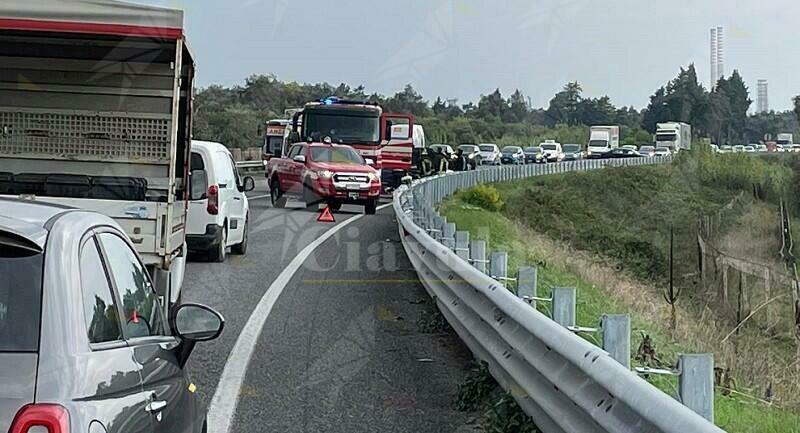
[187,141,255,262]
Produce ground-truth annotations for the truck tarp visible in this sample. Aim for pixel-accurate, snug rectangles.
[0,0,184,39]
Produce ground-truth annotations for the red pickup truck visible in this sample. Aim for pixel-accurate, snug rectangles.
[267,142,382,214]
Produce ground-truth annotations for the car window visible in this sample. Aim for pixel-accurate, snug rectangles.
[227,155,242,188]
[80,237,122,344]
[98,233,166,339]
[0,234,43,352]
[479,145,495,152]
[288,145,303,159]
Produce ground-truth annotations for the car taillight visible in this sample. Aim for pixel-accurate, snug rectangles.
[207,184,219,215]
[10,404,69,433]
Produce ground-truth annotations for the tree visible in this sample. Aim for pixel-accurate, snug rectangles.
[794,95,800,122]
[384,84,430,117]
[546,81,582,126]
[577,96,616,125]
[664,65,708,133]
[641,87,670,133]
[507,89,530,123]
[471,89,508,122]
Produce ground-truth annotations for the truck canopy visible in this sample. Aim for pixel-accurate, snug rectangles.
[0,0,184,39]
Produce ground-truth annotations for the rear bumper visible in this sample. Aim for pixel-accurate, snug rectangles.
[186,224,221,251]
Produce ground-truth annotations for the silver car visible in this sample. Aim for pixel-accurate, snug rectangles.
[1,198,223,433]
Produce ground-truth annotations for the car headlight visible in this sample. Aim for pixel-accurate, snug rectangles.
[317,170,334,179]
[367,172,379,182]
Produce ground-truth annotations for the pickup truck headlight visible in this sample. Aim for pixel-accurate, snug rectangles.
[317,170,334,179]
[367,172,379,182]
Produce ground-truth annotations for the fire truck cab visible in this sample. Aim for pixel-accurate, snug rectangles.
[285,97,415,189]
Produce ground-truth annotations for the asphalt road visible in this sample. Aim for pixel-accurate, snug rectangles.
[182,179,478,432]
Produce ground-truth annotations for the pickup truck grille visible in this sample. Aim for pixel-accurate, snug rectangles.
[333,174,369,183]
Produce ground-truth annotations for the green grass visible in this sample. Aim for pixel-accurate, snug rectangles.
[440,198,800,433]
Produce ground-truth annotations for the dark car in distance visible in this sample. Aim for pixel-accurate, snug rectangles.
[609,148,642,158]
[500,146,525,165]
[562,143,583,160]
[457,144,482,169]
[523,146,547,164]
[0,198,223,433]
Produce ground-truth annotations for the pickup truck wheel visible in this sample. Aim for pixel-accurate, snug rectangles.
[364,199,377,215]
[270,179,287,208]
[209,225,227,262]
[231,216,248,255]
[303,183,321,211]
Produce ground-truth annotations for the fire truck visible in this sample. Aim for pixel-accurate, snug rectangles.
[285,97,416,189]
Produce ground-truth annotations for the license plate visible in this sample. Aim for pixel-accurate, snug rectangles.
[348,192,360,199]
[345,183,361,190]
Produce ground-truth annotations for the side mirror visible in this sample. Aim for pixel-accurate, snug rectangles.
[365,158,375,166]
[171,303,224,341]
[169,303,224,368]
[243,176,256,192]
[293,155,306,163]
[190,170,207,200]
[401,175,413,186]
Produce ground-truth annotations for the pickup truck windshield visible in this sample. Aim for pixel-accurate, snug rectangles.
[310,147,364,164]
[0,237,44,352]
[304,113,379,144]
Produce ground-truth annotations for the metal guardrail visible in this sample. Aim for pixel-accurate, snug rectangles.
[235,160,264,173]
[393,157,727,433]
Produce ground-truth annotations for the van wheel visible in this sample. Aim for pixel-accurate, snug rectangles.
[231,216,248,255]
[209,225,227,262]
[270,179,287,208]
[364,199,377,215]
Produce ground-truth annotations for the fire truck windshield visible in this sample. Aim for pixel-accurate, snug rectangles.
[304,112,380,144]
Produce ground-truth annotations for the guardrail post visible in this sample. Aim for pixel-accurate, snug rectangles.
[601,314,631,369]
[470,240,487,274]
[443,222,456,250]
[552,287,576,327]
[678,354,715,422]
[455,231,470,261]
[490,252,508,286]
[517,266,537,307]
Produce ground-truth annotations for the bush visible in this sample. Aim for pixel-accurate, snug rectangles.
[462,185,505,212]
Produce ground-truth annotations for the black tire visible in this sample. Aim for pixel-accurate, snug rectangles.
[364,199,377,215]
[208,225,226,263]
[270,178,287,208]
[327,202,342,211]
[231,216,248,255]
[303,182,321,211]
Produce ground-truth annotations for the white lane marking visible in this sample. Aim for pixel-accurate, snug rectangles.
[247,194,271,200]
[207,202,393,433]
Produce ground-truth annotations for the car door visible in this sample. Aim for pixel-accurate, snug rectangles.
[77,233,153,433]
[224,153,246,245]
[286,144,306,194]
[213,150,238,245]
[97,231,197,433]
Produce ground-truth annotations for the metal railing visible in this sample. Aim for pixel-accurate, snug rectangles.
[393,157,727,433]
[235,160,264,173]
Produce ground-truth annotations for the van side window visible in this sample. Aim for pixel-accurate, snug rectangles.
[215,151,235,189]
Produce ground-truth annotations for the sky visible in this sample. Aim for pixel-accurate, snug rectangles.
[145,0,799,111]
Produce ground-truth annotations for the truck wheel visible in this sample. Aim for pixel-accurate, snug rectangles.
[209,225,227,262]
[303,183,320,211]
[327,202,342,211]
[231,216,248,255]
[364,199,377,215]
[270,179,287,208]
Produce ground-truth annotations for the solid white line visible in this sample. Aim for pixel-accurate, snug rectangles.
[247,194,271,200]
[207,202,392,433]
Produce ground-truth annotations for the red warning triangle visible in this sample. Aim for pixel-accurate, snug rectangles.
[318,206,336,223]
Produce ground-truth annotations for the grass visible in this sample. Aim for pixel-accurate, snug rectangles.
[440,197,800,433]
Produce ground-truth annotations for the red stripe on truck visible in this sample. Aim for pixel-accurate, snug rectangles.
[0,18,183,39]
